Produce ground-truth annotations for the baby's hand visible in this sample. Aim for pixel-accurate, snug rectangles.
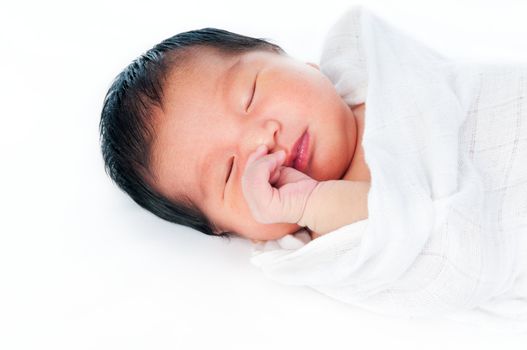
[241,145,319,225]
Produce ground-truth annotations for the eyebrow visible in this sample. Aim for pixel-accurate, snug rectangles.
[197,56,242,202]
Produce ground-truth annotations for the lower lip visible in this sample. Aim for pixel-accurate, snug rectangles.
[293,131,309,172]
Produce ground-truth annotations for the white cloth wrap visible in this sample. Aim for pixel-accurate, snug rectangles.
[250,7,527,332]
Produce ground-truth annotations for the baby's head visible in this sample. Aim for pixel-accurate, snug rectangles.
[100,28,357,242]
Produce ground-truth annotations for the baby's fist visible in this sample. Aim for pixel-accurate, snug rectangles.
[241,145,319,225]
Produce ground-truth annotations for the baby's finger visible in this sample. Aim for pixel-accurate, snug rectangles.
[245,148,285,176]
[269,166,283,184]
[242,150,285,209]
[243,150,285,186]
[273,166,312,187]
[245,144,268,168]
[265,151,286,179]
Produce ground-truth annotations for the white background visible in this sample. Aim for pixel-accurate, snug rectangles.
[1,0,527,349]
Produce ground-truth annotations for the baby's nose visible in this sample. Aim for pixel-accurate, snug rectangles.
[240,119,280,156]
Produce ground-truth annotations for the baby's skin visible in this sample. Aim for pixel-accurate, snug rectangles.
[149,46,371,242]
[242,144,370,239]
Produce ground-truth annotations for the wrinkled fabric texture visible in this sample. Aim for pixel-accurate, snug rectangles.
[250,7,527,332]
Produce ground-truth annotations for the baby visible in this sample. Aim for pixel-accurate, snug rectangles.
[100,28,371,243]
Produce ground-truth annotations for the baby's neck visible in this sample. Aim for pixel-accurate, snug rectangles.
[342,104,371,182]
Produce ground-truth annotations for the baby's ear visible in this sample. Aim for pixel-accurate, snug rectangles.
[306,62,320,70]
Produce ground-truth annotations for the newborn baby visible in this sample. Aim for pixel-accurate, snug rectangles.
[100,9,527,329]
[100,28,371,243]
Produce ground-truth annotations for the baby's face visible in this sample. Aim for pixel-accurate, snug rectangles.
[150,46,358,241]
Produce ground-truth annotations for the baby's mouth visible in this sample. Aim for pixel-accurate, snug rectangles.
[286,130,310,173]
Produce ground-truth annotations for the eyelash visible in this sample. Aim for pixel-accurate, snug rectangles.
[225,156,235,184]
[246,73,258,111]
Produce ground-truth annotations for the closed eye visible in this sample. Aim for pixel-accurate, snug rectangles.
[246,72,258,112]
[225,156,235,184]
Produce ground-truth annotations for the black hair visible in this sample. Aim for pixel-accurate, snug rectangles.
[99,28,284,239]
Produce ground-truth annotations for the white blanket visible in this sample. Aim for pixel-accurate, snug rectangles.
[250,6,527,332]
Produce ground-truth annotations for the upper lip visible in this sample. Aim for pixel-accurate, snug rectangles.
[285,131,306,168]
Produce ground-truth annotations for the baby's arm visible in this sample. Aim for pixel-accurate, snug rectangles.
[298,180,370,237]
